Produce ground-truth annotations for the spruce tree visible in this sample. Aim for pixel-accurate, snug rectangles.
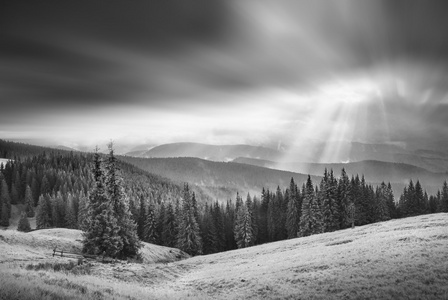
[36,195,51,229]
[337,169,352,228]
[212,202,226,251]
[162,203,177,247]
[24,185,34,217]
[143,204,158,244]
[105,143,141,258]
[65,193,78,229]
[176,184,202,255]
[17,212,31,232]
[82,148,123,258]
[439,181,448,212]
[286,178,300,238]
[234,194,255,248]
[77,191,89,231]
[0,179,11,227]
[202,204,218,254]
[299,176,323,236]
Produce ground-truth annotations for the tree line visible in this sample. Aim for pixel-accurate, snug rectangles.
[1,139,448,258]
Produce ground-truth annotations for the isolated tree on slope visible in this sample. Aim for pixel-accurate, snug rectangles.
[105,143,141,258]
[83,148,123,258]
[176,184,202,255]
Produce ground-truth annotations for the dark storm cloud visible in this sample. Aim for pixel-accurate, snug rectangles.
[2,0,448,149]
[0,0,230,117]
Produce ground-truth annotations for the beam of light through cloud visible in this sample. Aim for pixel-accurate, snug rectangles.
[1,1,448,154]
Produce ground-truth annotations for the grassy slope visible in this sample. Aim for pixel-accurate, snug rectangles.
[1,214,447,299]
[0,228,189,264]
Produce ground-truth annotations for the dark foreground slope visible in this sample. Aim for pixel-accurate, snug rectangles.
[1,213,447,299]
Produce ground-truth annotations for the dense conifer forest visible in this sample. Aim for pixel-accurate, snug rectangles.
[1,139,447,257]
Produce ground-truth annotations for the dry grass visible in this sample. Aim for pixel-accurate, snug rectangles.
[1,213,447,299]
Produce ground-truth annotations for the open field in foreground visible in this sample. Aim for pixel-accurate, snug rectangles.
[1,213,447,299]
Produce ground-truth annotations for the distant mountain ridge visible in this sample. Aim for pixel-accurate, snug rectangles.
[125,142,283,162]
[124,141,448,173]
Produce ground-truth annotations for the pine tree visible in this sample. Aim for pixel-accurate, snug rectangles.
[143,204,158,244]
[77,191,89,231]
[234,194,255,248]
[105,143,141,258]
[201,204,218,254]
[299,176,323,236]
[337,169,352,228]
[156,203,165,245]
[286,178,300,238]
[176,184,202,255]
[439,181,448,212]
[65,193,78,229]
[0,179,11,227]
[137,198,146,240]
[36,195,51,229]
[212,202,226,252]
[162,203,177,247]
[24,185,35,217]
[258,188,269,244]
[82,147,123,258]
[17,212,31,232]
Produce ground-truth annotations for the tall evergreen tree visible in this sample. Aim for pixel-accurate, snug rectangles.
[439,181,448,212]
[65,193,77,229]
[0,179,11,227]
[83,147,123,258]
[162,202,177,247]
[202,204,218,254]
[286,178,300,238]
[176,184,202,255]
[337,168,352,229]
[77,191,89,231]
[24,185,34,217]
[258,188,269,244]
[36,195,51,229]
[105,143,141,258]
[299,176,323,236]
[143,204,158,244]
[234,194,255,248]
[212,202,226,251]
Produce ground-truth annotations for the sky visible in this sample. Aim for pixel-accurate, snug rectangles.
[1,0,448,155]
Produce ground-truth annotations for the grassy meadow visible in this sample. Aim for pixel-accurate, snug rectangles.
[1,213,447,299]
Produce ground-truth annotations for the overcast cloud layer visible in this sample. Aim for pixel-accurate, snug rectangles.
[1,0,448,152]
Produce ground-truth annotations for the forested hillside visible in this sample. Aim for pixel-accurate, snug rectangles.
[233,157,446,197]
[119,156,320,201]
[0,139,209,231]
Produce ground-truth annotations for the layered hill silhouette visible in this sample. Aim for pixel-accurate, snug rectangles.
[125,142,283,162]
[119,156,319,201]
